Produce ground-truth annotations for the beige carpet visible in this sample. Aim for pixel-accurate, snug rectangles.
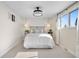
[2,41,75,58]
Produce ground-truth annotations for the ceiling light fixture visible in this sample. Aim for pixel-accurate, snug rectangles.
[33,7,43,17]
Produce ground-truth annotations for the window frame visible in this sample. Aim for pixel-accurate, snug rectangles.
[60,14,69,29]
[57,8,79,29]
[57,17,61,30]
[69,8,78,28]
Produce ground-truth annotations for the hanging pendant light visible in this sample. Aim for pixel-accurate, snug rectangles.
[33,7,43,17]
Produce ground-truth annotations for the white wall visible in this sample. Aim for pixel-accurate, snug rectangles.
[26,18,48,26]
[48,15,57,32]
[48,15,57,43]
[0,2,24,57]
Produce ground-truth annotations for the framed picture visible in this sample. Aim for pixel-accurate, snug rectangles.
[12,14,15,22]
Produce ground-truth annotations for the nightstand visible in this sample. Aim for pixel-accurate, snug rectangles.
[25,30,30,35]
[48,29,53,37]
[48,29,56,44]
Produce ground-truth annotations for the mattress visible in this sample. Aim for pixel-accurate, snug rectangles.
[24,33,55,48]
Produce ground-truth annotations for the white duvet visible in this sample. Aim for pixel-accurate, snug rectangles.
[24,33,55,48]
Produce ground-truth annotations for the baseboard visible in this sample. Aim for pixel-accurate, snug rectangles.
[0,39,22,57]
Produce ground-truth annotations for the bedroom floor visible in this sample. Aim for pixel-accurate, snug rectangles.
[2,40,75,58]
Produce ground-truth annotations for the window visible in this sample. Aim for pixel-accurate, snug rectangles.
[70,9,78,27]
[57,8,78,29]
[61,14,69,28]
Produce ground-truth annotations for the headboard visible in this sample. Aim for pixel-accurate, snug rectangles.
[30,26,45,33]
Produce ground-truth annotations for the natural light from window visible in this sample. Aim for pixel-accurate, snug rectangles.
[61,14,68,28]
[70,9,78,27]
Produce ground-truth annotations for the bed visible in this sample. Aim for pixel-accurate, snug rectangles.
[24,33,55,48]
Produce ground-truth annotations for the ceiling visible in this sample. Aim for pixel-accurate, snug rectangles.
[3,1,74,20]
